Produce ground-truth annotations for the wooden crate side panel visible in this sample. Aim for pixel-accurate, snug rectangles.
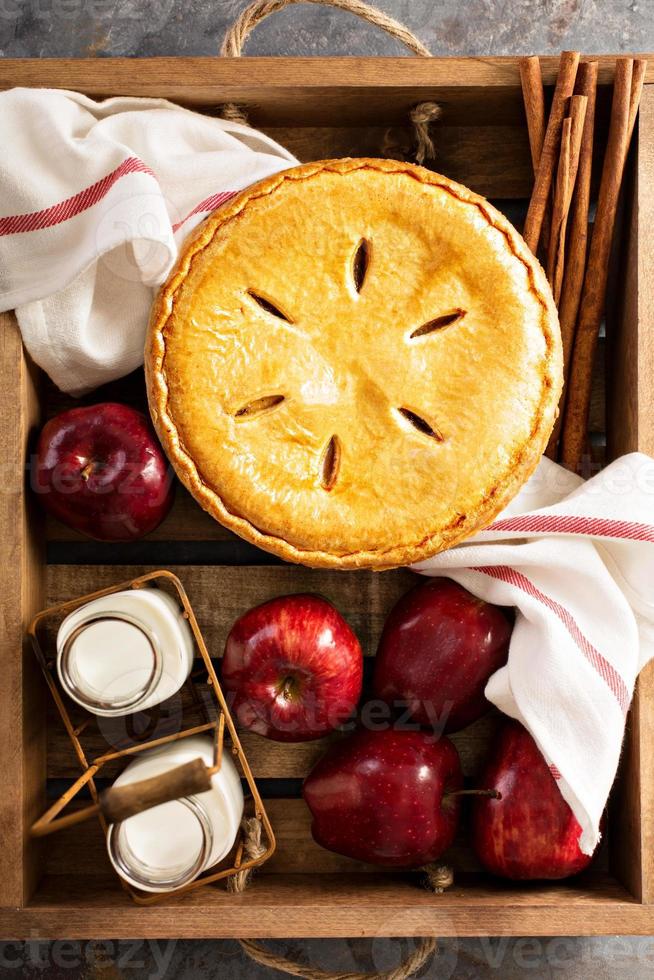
[0,314,46,907]
[0,59,615,201]
[0,58,525,128]
[0,56,652,120]
[633,88,654,457]
[0,873,647,939]
[607,86,654,903]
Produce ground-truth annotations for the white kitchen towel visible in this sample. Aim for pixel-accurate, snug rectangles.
[412,451,654,854]
[0,88,298,394]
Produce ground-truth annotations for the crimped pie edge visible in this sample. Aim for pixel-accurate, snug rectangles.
[146,157,563,570]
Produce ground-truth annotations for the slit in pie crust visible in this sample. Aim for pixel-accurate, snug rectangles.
[146,158,562,570]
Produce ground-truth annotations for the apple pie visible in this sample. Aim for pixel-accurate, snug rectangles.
[146,158,562,569]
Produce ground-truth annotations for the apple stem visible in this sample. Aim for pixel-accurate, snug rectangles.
[280,677,295,701]
[444,788,502,801]
[80,462,94,482]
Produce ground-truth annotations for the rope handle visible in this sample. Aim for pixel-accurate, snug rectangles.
[238,937,437,980]
[220,0,432,58]
[219,0,440,164]
[229,820,448,979]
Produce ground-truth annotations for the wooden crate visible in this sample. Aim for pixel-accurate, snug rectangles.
[1,55,653,939]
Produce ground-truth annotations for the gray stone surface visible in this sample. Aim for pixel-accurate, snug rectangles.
[0,0,653,58]
[1,0,653,977]
[3,934,654,977]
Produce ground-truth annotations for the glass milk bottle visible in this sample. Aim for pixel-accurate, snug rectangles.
[56,587,194,716]
[106,735,244,892]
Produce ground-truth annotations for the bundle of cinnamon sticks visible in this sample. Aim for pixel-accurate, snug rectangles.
[519,52,647,473]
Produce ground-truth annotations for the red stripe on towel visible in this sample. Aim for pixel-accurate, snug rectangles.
[472,565,630,715]
[0,157,155,236]
[488,514,654,542]
[172,190,237,232]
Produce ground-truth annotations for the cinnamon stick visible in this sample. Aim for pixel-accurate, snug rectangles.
[523,51,580,254]
[547,94,587,302]
[520,55,546,171]
[545,61,598,460]
[628,58,648,137]
[519,55,551,259]
[560,58,647,472]
[547,116,571,295]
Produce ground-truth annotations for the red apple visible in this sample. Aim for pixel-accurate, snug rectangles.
[472,720,597,879]
[32,402,174,541]
[221,594,363,742]
[373,577,513,733]
[303,728,463,867]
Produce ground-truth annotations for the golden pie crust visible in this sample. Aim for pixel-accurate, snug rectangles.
[146,158,562,569]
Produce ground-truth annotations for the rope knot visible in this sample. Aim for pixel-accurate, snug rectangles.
[227,816,268,893]
[421,863,454,893]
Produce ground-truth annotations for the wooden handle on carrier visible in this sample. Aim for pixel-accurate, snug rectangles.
[31,758,213,837]
[100,758,213,823]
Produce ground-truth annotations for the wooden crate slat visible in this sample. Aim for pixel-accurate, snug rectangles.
[46,721,338,782]
[46,564,419,658]
[608,89,654,459]
[42,797,484,877]
[0,314,46,906]
[0,872,642,939]
[0,55,651,126]
[45,487,236,542]
[267,125,535,198]
[46,701,502,780]
[43,792,608,881]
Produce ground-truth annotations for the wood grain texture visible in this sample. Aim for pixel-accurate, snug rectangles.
[0,873,647,939]
[43,792,607,882]
[611,662,654,904]
[0,56,613,209]
[270,125,535,198]
[42,797,484,877]
[608,87,654,904]
[0,58,524,126]
[608,85,654,460]
[46,697,501,780]
[46,486,236,542]
[0,56,651,119]
[0,314,46,906]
